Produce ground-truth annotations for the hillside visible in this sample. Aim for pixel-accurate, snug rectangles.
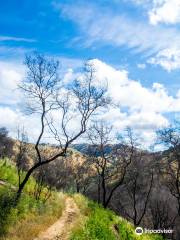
[0,159,163,240]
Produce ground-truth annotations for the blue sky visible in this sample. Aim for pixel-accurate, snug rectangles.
[0,0,180,147]
[0,0,179,86]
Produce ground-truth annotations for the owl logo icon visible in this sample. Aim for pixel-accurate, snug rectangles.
[135,227,143,235]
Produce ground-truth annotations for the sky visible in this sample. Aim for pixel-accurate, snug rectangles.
[0,0,180,148]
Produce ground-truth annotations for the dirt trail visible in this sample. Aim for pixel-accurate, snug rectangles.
[34,197,80,240]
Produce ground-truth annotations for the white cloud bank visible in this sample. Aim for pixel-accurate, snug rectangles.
[90,59,180,113]
[0,58,180,147]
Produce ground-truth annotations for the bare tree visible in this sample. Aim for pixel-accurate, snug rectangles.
[15,127,29,189]
[33,165,53,202]
[150,197,177,232]
[15,53,108,201]
[87,123,134,208]
[0,127,14,159]
[118,151,154,226]
[157,124,180,216]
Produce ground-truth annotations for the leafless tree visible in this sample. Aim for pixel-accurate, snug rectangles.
[15,127,29,189]
[33,165,53,202]
[157,123,180,216]
[16,52,108,201]
[150,197,177,231]
[118,151,154,226]
[87,123,135,208]
[0,127,14,159]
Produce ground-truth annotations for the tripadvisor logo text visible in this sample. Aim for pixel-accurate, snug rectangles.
[135,227,173,235]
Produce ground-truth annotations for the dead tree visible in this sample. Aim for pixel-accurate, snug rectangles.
[33,166,45,200]
[16,127,29,189]
[87,123,134,208]
[33,165,53,202]
[150,197,177,232]
[118,151,154,226]
[0,127,14,159]
[16,53,108,202]
[157,124,180,216]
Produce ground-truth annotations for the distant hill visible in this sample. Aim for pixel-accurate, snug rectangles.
[72,143,122,156]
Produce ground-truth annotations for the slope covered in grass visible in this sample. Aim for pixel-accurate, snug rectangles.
[0,159,66,240]
[0,159,164,240]
[71,194,163,240]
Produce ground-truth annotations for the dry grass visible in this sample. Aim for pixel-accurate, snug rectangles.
[4,214,58,240]
[69,194,89,237]
[0,193,66,240]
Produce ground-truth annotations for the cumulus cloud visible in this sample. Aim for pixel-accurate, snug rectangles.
[129,0,180,25]
[0,107,41,141]
[0,61,25,105]
[87,59,180,146]
[90,59,180,113]
[0,58,180,147]
[149,0,180,25]
[148,48,180,72]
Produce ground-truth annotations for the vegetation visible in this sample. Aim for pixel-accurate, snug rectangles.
[0,159,65,240]
[0,159,164,240]
[71,194,163,240]
[0,53,180,239]
[15,52,108,201]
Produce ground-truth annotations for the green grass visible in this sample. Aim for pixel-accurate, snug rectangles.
[0,159,66,240]
[0,158,36,192]
[70,194,163,240]
[0,159,164,240]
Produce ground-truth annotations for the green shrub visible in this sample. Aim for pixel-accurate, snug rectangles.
[71,197,164,240]
[0,159,18,186]
[0,159,65,238]
[0,189,17,236]
[71,201,116,240]
[116,218,164,240]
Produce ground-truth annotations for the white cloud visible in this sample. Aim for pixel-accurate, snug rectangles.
[149,0,180,25]
[0,107,20,129]
[129,0,180,25]
[0,58,180,147]
[0,61,25,105]
[55,2,180,71]
[148,48,180,71]
[57,57,82,70]
[137,63,146,69]
[0,107,40,141]
[90,59,180,113]
[87,59,180,146]
[56,3,180,55]
[0,35,36,43]
[128,0,150,6]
